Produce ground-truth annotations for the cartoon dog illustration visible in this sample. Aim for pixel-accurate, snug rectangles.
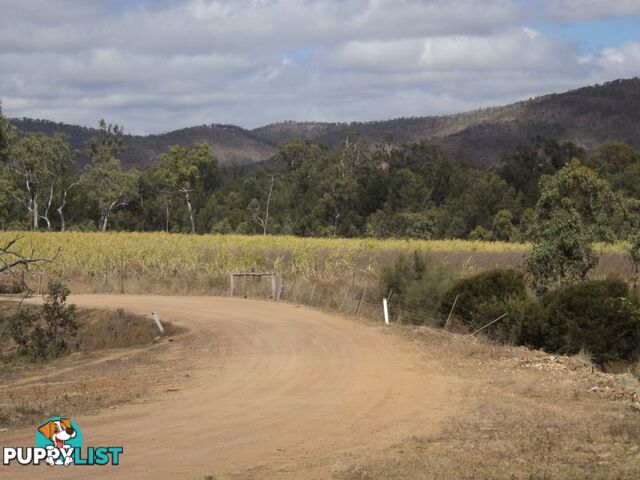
[38,418,76,466]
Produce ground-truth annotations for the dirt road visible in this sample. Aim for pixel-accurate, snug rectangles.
[1,295,460,479]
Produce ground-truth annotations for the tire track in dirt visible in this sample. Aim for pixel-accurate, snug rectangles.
[1,295,461,479]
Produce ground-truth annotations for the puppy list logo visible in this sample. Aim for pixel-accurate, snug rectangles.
[3,416,123,467]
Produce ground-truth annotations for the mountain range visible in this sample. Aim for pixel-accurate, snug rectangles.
[10,77,640,169]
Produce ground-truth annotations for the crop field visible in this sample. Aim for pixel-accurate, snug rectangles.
[0,231,530,276]
[1,231,633,319]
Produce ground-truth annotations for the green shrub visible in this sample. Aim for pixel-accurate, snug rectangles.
[9,280,78,360]
[8,308,39,357]
[439,268,527,336]
[378,251,454,325]
[519,278,640,364]
[468,294,536,343]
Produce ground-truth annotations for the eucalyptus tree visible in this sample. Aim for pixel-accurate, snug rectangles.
[155,143,216,233]
[82,120,137,231]
[526,160,621,293]
[6,132,71,229]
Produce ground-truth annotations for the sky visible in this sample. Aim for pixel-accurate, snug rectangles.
[0,0,639,134]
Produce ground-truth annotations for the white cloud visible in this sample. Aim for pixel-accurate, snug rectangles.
[591,42,640,77]
[418,29,569,71]
[0,0,637,133]
[330,28,572,73]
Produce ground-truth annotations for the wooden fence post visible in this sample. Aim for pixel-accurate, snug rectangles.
[271,275,277,300]
[277,276,285,301]
[444,294,459,331]
[355,285,367,316]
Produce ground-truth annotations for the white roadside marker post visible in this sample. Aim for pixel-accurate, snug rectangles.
[151,312,165,334]
[383,298,390,325]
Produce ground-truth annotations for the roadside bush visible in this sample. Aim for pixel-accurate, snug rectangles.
[378,251,454,324]
[468,294,536,343]
[9,280,78,360]
[8,308,40,358]
[439,269,527,337]
[519,278,640,364]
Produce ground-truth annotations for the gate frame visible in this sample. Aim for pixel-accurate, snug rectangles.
[229,272,283,301]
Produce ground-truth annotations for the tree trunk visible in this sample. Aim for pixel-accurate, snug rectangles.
[184,191,195,233]
[165,203,170,233]
[32,192,39,230]
[25,177,39,230]
[100,197,125,232]
[57,188,69,232]
[100,204,115,232]
[57,181,78,232]
[41,185,53,230]
[41,214,51,230]
[58,206,66,232]
[263,176,274,235]
[100,212,108,232]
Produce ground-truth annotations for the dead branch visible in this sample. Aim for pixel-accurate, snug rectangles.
[0,237,60,297]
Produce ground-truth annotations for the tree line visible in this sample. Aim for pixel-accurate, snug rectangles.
[1,105,640,244]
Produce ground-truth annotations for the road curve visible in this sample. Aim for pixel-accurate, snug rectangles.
[2,295,459,479]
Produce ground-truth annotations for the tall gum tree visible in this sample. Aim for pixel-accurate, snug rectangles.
[155,143,216,233]
[526,159,622,293]
[82,120,137,232]
[5,132,71,230]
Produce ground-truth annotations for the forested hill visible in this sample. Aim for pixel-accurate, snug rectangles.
[8,120,277,169]
[10,77,640,169]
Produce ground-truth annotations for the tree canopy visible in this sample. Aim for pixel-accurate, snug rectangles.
[0,115,639,247]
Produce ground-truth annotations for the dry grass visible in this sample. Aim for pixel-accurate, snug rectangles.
[0,380,151,430]
[337,326,640,479]
[75,307,183,351]
[340,406,640,479]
